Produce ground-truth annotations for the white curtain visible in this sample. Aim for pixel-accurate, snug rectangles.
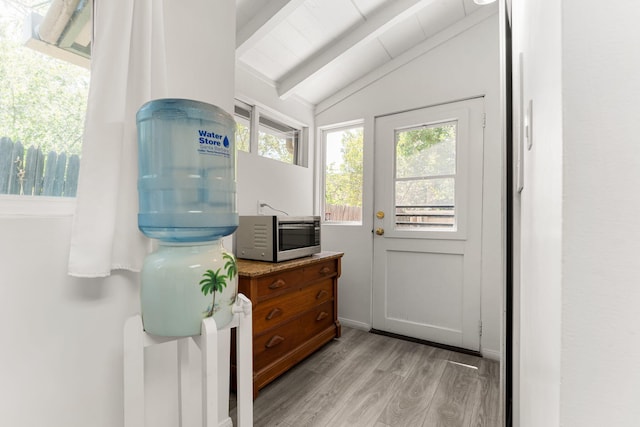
[68,0,235,277]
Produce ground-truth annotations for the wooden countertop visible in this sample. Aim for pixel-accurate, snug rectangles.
[237,251,344,277]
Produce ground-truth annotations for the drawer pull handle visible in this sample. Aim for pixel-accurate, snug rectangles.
[319,266,332,275]
[265,335,285,348]
[316,311,329,321]
[269,279,286,290]
[316,289,329,300]
[266,308,282,320]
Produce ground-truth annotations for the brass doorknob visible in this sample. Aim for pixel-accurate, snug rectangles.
[376,211,385,219]
[375,227,384,236]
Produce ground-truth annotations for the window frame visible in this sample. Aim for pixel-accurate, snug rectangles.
[257,114,301,165]
[235,98,307,167]
[0,195,76,217]
[0,5,90,215]
[234,100,253,153]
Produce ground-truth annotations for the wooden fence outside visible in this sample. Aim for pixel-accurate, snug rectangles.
[0,137,79,197]
[324,204,362,222]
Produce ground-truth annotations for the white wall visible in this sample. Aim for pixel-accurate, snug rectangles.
[316,14,503,358]
[514,1,640,426]
[512,0,563,425]
[560,1,640,425]
[0,213,139,426]
[235,65,316,217]
[0,209,237,427]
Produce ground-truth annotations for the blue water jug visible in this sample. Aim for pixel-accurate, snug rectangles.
[136,99,238,242]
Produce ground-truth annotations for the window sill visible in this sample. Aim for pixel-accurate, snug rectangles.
[0,195,76,218]
[322,221,363,226]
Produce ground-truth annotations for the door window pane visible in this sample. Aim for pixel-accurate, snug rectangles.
[396,177,454,206]
[323,126,363,223]
[394,121,457,230]
[396,122,456,178]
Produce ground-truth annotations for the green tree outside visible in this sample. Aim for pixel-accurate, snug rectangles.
[325,128,363,209]
[235,121,250,152]
[395,123,456,206]
[258,130,295,164]
[0,8,89,157]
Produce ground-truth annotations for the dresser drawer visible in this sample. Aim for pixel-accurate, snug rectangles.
[255,268,305,301]
[253,279,333,334]
[253,300,335,371]
[304,260,337,283]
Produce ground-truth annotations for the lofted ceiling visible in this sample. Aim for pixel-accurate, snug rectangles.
[28,0,498,111]
[235,0,498,111]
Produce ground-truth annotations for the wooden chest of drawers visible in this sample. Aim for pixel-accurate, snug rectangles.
[233,252,343,397]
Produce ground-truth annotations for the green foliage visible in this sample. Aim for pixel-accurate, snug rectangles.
[235,122,249,152]
[258,131,294,163]
[395,123,456,206]
[325,128,363,208]
[0,15,89,157]
[396,123,455,157]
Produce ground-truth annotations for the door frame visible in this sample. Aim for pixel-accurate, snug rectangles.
[371,97,486,352]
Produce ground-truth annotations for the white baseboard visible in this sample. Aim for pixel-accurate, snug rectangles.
[482,348,502,361]
[338,317,371,331]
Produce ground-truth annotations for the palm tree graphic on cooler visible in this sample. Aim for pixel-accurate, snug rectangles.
[199,252,238,318]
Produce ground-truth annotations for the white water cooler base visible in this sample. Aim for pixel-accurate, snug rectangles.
[124,294,253,427]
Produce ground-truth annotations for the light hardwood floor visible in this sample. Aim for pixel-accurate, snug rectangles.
[231,326,501,427]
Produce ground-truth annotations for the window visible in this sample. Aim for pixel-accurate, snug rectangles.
[0,1,90,197]
[235,99,305,166]
[322,125,363,224]
[258,115,299,164]
[234,102,251,152]
[394,121,456,229]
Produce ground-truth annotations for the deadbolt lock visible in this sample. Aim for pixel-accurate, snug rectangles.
[376,211,385,219]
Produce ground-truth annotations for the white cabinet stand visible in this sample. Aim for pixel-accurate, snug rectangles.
[124,294,253,427]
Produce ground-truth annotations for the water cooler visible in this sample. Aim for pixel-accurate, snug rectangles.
[124,99,252,427]
[136,98,239,336]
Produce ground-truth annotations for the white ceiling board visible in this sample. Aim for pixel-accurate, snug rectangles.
[415,0,466,39]
[278,0,437,98]
[462,0,484,16]
[350,0,391,18]
[288,0,363,50]
[238,52,281,82]
[269,21,314,68]
[236,0,307,56]
[293,39,390,104]
[240,32,303,80]
[377,16,426,58]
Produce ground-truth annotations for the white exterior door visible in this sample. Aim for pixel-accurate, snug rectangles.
[372,98,484,351]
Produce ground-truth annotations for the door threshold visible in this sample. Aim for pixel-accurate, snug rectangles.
[369,328,482,358]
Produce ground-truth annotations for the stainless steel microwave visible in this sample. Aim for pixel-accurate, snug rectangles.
[236,215,321,262]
